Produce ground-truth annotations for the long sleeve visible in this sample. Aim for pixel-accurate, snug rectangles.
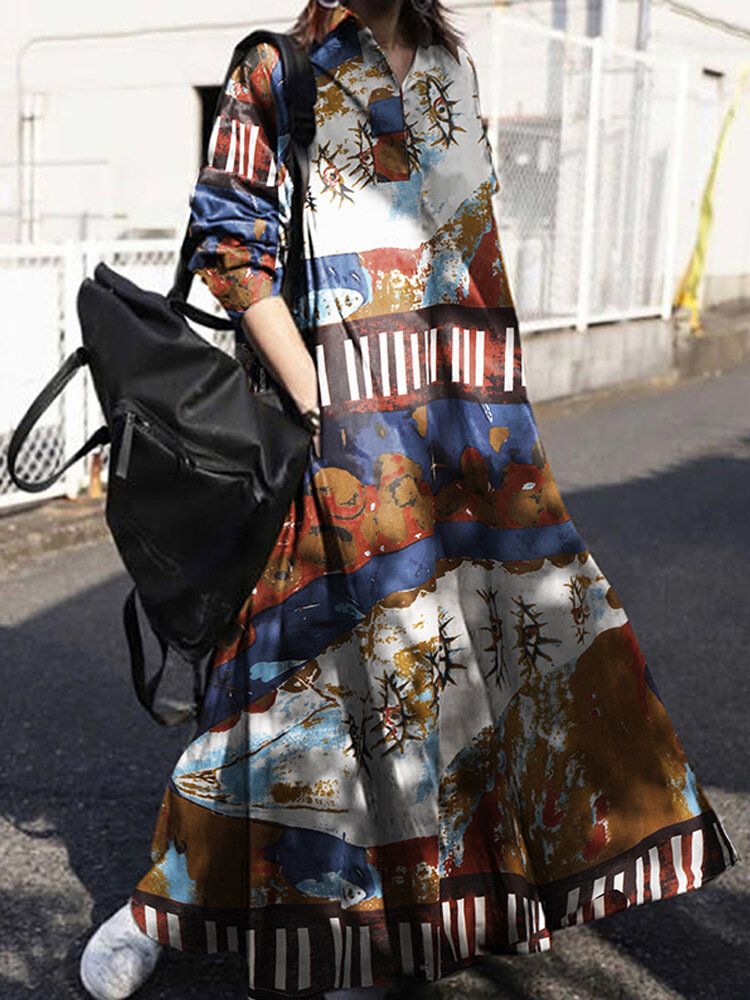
[186,41,293,323]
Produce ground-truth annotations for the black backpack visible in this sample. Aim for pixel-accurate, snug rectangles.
[5,30,318,726]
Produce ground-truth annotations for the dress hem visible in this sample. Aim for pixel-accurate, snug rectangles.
[130,807,741,998]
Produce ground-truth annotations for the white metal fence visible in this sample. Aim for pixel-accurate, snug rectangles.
[473,13,689,330]
[0,241,233,510]
[0,244,81,509]
[0,16,691,510]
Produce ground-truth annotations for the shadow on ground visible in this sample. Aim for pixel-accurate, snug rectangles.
[1,442,747,1000]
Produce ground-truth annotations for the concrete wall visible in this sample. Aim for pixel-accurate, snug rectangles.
[2,1,749,306]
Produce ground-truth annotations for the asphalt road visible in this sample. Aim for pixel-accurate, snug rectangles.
[1,365,748,1000]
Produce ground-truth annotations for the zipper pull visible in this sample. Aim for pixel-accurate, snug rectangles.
[115,410,135,480]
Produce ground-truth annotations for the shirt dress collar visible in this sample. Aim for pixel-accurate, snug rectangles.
[308,6,443,183]
[311,3,433,91]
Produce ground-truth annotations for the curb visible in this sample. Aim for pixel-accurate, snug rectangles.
[522,300,750,405]
[674,312,750,379]
[0,496,110,571]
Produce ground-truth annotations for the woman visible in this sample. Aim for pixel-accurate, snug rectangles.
[80,2,741,999]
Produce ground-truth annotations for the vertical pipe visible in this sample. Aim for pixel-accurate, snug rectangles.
[576,37,603,332]
[636,0,651,51]
[19,95,33,243]
[661,60,690,319]
[17,111,25,242]
[16,47,26,243]
[587,0,603,38]
[549,0,567,113]
[30,94,43,243]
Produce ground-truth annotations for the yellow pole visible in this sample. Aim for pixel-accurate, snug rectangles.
[673,61,750,334]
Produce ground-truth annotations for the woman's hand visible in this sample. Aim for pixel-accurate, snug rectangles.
[240,295,321,457]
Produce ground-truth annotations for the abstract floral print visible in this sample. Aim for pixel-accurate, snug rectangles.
[131,7,740,997]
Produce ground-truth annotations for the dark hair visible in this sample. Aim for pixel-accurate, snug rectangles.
[288,1,464,61]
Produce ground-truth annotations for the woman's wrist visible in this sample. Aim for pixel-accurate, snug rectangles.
[290,360,320,419]
[290,387,319,416]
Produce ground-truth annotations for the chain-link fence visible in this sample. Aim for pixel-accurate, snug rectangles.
[465,10,689,330]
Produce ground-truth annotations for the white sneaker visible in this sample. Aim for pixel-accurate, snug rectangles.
[80,901,164,1000]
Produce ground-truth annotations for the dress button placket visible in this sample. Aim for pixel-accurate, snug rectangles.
[367,46,414,182]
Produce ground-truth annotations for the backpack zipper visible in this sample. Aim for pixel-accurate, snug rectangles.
[114,407,195,481]
[111,400,267,481]
[115,410,136,479]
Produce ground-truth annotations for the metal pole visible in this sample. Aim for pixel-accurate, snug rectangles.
[636,0,651,50]
[618,0,651,312]
[576,37,604,332]
[661,61,690,319]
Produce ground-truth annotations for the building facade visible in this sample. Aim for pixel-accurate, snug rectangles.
[2,0,749,305]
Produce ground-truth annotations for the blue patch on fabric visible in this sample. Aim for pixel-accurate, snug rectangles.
[265,826,379,901]
[156,841,196,905]
[250,659,308,684]
[369,96,405,136]
[301,252,373,324]
[306,252,371,295]
[186,181,285,326]
[319,397,546,490]
[385,145,442,221]
[187,183,280,259]
[680,760,702,816]
[309,15,363,74]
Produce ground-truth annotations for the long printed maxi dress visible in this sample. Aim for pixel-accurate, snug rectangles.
[131,6,741,997]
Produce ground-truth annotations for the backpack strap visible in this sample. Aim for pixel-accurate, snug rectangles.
[123,587,208,727]
[168,29,317,333]
[274,32,317,318]
[121,31,317,727]
[5,346,110,493]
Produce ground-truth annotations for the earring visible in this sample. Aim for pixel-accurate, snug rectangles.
[316,0,340,8]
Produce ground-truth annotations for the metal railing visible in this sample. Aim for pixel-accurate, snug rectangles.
[0,240,232,510]
[470,11,689,330]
